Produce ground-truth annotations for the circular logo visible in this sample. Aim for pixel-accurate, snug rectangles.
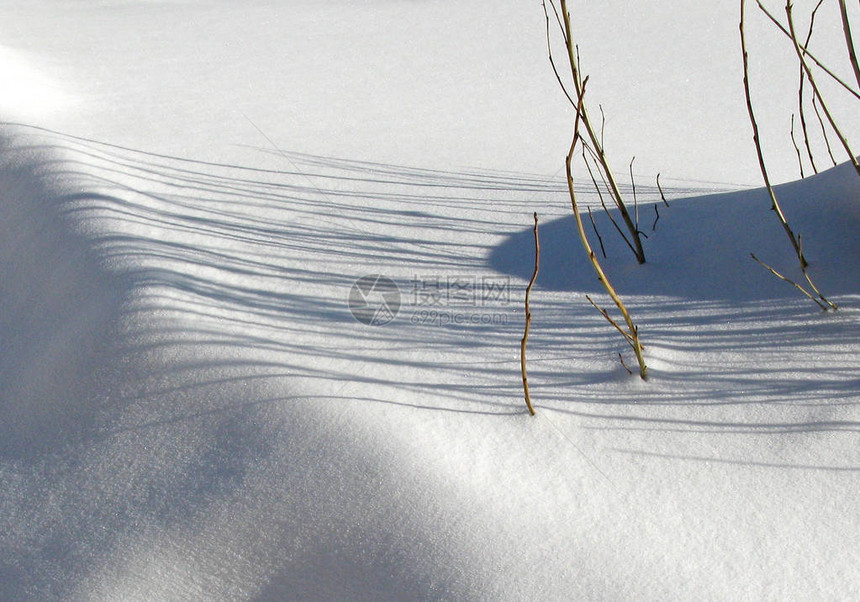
[348,274,401,326]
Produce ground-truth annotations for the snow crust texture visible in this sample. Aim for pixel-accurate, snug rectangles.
[1,0,860,599]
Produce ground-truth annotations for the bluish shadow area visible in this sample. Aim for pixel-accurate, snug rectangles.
[489,161,860,303]
[0,133,126,461]
[0,122,563,601]
[1,121,858,601]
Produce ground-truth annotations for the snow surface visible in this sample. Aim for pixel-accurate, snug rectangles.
[1,1,860,600]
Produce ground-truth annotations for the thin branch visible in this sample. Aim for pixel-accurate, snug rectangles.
[583,147,637,257]
[586,295,636,348]
[656,173,670,207]
[750,253,828,310]
[838,0,860,89]
[798,0,823,174]
[582,146,610,207]
[629,156,639,231]
[797,234,838,309]
[567,82,647,380]
[559,0,646,263]
[599,104,607,150]
[587,207,607,258]
[812,93,838,166]
[618,353,633,376]
[521,212,540,416]
[547,0,567,44]
[740,0,807,265]
[790,113,806,178]
[786,1,860,178]
[542,1,577,108]
[755,0,860,100]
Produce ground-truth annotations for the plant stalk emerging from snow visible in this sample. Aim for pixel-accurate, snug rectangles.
[740,0,837,311]
[521,212,540,416]
[785,1,860,179]
[567,85,648,380]
[544,0,647,264]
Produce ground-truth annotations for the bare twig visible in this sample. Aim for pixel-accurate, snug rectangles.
[583,147,637,257]
[740,0,807,265]
[652,205,660,232]
[790,114,806,178]
[557,0,646,263]
[742,0,838,311]
[629,156,639,232]
[750,253,829,310]
[567,84,648,380]
[585,295,636,348]
[656,173,670,207]
[618,353,633,376]
[542,1,577,108]
[786,1,860,178]
[796,233,838,309]
[587,207,607,258]
[599,104,607,150]
[812,93,838,166]
[755,0,860,100]
[521,212,540,416]
[798,0,824,174]
[838,0,860,89]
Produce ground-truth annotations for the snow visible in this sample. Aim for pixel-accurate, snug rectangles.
[1,0,859,600]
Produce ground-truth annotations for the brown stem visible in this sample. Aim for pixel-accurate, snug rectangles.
[740,0,807,266]
[755,0,860,100]
[798,0,823,174]
[786,1,860,178]
[790,114,806,178]
[838,0,860,90]
[656,173,670,207]
[521,212,540,416]
[750,253,830,310]
[812,93,837,166]
[558,0,646,263]
[567,84,647,380]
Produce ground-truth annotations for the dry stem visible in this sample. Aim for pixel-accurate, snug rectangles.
[656,173,670,207]
[838,0,860,90]
[742,0,838,311]
[556,0,646,263]
[567,85,647,380]
[797,0,824,174]
[755,0,860,100]
[790,114,806,177]
[786,1,860,178]
[521,212,540,416]
[812,93,838,166]
[587,207,607,258]
[750,253,831,310]
[740,0,807,265]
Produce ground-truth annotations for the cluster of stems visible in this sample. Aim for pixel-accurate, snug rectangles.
[544,0,647,265]
[740,0,850,311]
[541,0,648,379]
